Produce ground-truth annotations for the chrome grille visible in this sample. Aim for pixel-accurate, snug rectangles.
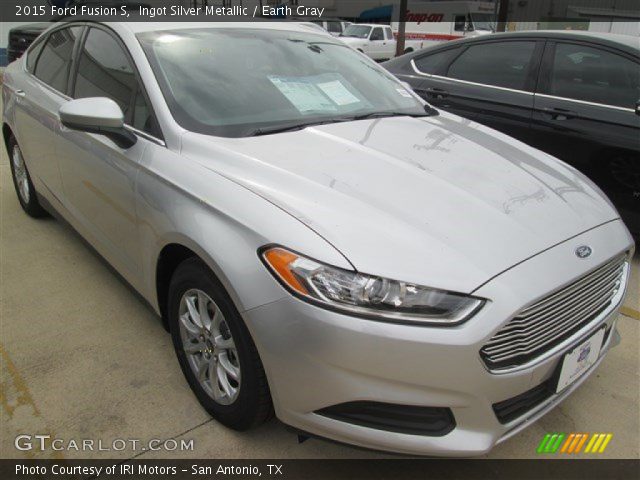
[481,255,628,370]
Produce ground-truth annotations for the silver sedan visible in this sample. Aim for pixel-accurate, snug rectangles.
[3,21,634,456]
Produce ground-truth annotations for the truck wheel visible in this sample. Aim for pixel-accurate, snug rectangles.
[404,48,414,54]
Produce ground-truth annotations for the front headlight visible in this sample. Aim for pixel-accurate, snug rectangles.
[260,246,484,325]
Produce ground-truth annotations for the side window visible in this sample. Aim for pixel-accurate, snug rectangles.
[549,43,640,109]
[414,48,461,75]
[454,15,466,32]
[370,27,384,41]
[385,28,394,40]
[26,38,45,74]
[448,41,536,90]
[73,28,155,134]
[327,22,342,34]
[33,27,83,93]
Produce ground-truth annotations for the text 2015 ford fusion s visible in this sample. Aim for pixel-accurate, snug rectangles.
[3,22,633,456]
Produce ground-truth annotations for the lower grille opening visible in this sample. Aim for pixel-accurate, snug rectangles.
[493,323,613,425]
[493,380,554,424]
[315,401,455,436]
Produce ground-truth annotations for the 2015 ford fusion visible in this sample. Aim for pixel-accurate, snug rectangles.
[3,22,633,456]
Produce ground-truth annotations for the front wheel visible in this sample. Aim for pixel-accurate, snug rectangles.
[168,258,273,430]
[8,136,47,218]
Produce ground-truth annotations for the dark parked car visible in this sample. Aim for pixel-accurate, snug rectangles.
[383,31,640,237]
[7,1,149,63]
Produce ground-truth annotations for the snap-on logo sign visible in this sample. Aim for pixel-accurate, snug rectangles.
[405,11,445,24]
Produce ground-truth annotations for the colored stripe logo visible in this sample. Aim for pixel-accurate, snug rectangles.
[537,433,612,454]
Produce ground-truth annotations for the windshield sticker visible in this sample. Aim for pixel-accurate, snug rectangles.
[269,77,337,114]
[317,80,361,106]
[396,88,413,98]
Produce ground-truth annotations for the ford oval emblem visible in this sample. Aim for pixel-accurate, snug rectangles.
[575,245,593,259]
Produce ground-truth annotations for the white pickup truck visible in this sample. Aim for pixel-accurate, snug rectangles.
[339,24,397,61]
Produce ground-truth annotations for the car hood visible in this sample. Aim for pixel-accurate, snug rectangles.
[181,113,618,293]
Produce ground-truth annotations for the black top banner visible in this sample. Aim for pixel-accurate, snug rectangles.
[1,1,639,23]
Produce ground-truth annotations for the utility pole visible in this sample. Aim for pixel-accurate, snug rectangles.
[395,0,408,57]
[496,0,509,32]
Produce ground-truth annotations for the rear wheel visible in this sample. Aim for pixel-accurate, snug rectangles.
[168,258,273,430]
[609,154,640,191]
[8,136,47,218]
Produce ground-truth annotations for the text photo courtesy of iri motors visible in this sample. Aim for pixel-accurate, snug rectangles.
[0,0,638,478]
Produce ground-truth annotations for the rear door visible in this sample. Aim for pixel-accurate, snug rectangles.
[436,39,542,142]
[403,46,464,99]
[367,27,387,60]
[384,27,396,58]
[12,26,84,201]
[532,40,640,176]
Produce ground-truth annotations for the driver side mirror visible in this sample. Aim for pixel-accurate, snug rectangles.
[59,97,137,149]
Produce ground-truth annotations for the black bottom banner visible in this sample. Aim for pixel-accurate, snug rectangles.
[1,459,638,480]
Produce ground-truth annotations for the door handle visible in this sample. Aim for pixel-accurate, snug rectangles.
[425,88,450,99]
[541,107,576,120]
[15,90,26,98]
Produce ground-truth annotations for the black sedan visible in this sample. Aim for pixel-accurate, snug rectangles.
[383,31,640,237]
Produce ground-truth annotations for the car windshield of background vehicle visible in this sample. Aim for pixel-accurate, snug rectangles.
[138,28,427,137]
[549,43,640,109]
[447,41,535,90]
[341,25,372,38]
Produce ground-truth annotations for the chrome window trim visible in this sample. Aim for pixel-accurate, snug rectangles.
[409,59,534,96]
[409,59,636,112]
[22,42,166,148]
[24,71,166,146]
[534,93,636,113]
[124,125,166,147]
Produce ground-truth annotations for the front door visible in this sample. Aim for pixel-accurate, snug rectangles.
[57,26,160,286]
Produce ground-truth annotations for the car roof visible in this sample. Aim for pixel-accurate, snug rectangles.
[115,20,328,34]
[414,30,639,55]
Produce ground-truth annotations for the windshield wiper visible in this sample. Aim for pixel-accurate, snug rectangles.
[248,105,438,137]
[351,105,438,120]
[248,118,353,137]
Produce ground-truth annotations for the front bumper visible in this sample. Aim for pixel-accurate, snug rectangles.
[244,220,633,456]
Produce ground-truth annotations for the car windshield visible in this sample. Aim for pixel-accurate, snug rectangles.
[341,25,372,38]
[137,28,428,137]
[471,13,496,31]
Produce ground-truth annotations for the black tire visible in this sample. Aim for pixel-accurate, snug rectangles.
[608,153,640,192]
[8,135,47,218]
[404,48,414,54]
[168,257,273,430]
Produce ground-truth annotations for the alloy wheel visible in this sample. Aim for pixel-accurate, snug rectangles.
[12,145,30,204]
[178,289,241,405]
